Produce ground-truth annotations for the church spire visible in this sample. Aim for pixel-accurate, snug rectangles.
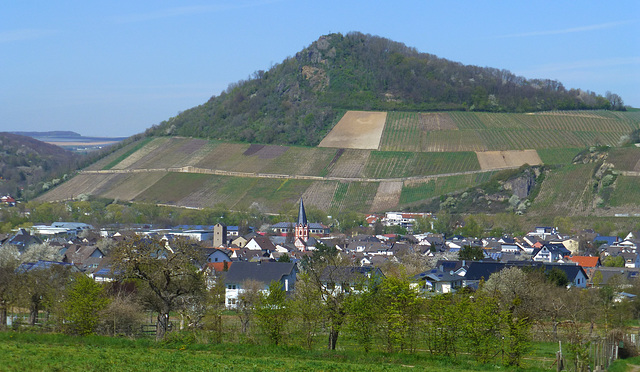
[297,198,307,226]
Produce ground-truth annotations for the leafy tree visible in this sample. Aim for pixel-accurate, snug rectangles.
[303,242,351,350]
[235,279,261,337]
[256,281,290,345]
[547,268,569,287]
[98,288,145,337]
[603,255,624,267]
[346,276,380,352]
[459,292,502,363]
[291,273,325,350]
[376,276,421,352]
[458,245,485,261]
[277,253,291,263]
[111,235,205,340]
[455,216,483,238]
[19,264,73,326]
[63,274,110,335]
[0,253,19,327]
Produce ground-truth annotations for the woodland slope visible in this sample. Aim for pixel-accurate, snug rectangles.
[147,32,621,146]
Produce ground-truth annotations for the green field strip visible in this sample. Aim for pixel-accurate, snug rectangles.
[101,137,155,170]
[232,178,315,211]
[529,163,597,214]
[399,173,484,205]
[608,147,640,171]
[608,176,640,207]
[135,172,213,204]
[329,182,349,212]
[537,147,582,165]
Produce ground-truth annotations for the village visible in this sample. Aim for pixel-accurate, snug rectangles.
[2,197,640,369]
[2,198,638,307]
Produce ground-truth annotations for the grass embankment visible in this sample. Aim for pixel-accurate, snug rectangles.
[0,332,555,371]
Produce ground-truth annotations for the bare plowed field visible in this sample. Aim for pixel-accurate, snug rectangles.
[319,111,387,149]
[476,150,542,170]
[370,181,403,212]
[327,149,370,178]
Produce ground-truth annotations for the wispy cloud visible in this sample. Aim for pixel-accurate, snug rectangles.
[519,57,640,76]
[112,0,281,23]
[501,20,636,38]
[0,28,57,43]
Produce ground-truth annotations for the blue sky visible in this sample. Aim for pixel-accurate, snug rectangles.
[1,1,638,137]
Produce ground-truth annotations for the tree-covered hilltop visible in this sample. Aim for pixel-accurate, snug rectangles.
[0,132,81,199]
[149,32,624,146]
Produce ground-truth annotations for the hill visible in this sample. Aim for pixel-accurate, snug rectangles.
[0,132,79,199]
[38,109,640,217]
[147,32,621,146]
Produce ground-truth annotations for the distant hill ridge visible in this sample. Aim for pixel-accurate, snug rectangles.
[149,32,624,146]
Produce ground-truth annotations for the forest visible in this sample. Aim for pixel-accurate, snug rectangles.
[147,32,625,146]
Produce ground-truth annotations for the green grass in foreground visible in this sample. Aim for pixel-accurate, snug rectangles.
[0,332,554,371]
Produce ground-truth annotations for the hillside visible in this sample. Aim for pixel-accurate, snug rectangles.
[38,109,640,216]
[0,132,79,199]
[147,32,621,146]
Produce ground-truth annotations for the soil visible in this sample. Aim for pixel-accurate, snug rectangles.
[318,111,387,150]
[476,150,542,170]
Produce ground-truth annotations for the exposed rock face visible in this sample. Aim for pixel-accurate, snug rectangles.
[503,169,536,199]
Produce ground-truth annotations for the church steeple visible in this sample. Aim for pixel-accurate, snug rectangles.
[297,198,307,226]
[295,198,310,250]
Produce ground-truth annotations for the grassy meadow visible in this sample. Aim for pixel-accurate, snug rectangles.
[0,331,558,371]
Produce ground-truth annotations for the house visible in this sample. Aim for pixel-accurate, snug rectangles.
[61,245,104,272]
[319,266,384,294]
[2,228,43,252]
[1,195,16,206]
[223,261,297,308]
[532,243,571,263]
[245,235,276,251]
[201,248,233,265]
[414,268,463,293]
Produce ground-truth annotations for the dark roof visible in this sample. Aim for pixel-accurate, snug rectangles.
[464,261,508,281]
[224,261,296,285]
[249,235,276,251]
[17,260,79,273]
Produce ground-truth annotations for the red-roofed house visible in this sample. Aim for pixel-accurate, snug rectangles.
[568,256,601,268]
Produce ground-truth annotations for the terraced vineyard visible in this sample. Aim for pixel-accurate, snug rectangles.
[40,110,640,215]
[379,111,639,152]
[527,164,598,216]
[364,151,480,178]
[608,147,640,171]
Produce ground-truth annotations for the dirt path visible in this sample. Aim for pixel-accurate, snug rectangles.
[81,164,524,183]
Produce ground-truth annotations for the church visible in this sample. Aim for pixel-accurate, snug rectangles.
[270,198,330,251]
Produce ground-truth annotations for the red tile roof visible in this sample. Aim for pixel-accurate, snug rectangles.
[568,256,600,268]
